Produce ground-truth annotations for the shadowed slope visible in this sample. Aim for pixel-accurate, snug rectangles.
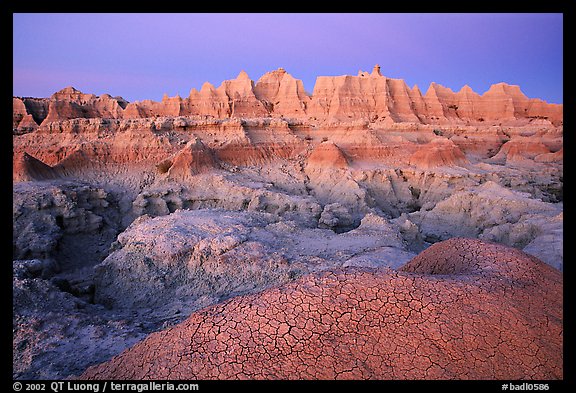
[13,152,59,182]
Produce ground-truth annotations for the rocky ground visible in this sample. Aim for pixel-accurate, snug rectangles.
[80,238,562,380]
[12,70,563,379]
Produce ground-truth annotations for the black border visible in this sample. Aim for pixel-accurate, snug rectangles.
[7,2,574,389]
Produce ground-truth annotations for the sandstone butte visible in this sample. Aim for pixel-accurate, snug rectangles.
[13,65,562,129]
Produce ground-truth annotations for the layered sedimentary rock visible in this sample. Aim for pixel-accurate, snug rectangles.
[13,87,127,131]
[491,137,552,164]
[15,97,50,126]
[13,98,27,128]
[535,147,563,163]
[306,141,349,169]
[13,67,562,129]
[186,82,231,118]
[13,98,41,133]
[411,181,563,270]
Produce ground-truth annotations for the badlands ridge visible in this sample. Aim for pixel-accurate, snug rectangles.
[13,66,562,380]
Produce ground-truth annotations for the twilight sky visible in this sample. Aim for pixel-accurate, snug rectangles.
[13,13,563,104]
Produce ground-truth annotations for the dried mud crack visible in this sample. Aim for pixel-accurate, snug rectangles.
[80,239,562,380]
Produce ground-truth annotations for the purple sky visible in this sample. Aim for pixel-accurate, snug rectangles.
[13,13,563,104]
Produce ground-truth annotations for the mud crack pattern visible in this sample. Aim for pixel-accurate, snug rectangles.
[81,238,562,380]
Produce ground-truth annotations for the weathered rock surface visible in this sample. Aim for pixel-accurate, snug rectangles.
[81,238,562,380]
[42,87,127,124]
[13,152,59,182]
[93,210,294,311]
[156,137,220,181]
[13,181,119,271]
[13,97,28,129]
[13,96,49,130]
[306,141,349,169]
[491,137,552,164]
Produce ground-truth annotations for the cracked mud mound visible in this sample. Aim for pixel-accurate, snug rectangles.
[81,238,562,380]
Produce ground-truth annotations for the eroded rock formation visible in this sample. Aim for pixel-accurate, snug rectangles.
[13,67,562,130]
[13,66,563,380]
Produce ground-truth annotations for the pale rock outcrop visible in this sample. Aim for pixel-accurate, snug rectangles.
[318,203,354,230]
[522,212,563,271]
[130,174,322,227]
[94,210,294,310]
[13,260,149,380]
[93,208,416,312]
[13,182,112,266]
[305,142,371,219]
[412,181,563,269]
